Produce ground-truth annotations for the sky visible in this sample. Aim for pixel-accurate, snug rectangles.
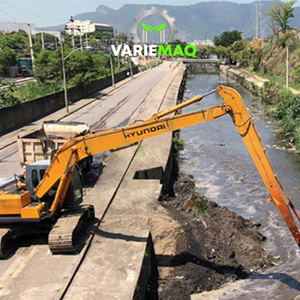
[0,0,296,28]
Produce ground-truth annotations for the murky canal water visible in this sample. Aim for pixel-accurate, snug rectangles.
[181,74,300,299]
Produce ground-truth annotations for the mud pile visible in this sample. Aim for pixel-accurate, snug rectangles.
[157,172,274,300]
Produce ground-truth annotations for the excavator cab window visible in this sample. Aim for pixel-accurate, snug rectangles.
[31,169,39,188]
[63,165,83,208]
[40,169,46,179]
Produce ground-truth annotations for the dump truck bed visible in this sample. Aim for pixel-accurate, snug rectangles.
[17,121,90,166]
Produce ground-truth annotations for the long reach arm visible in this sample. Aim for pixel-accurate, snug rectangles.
[34,86,300,247]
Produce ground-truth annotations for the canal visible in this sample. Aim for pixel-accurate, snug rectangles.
[181,73,300,299]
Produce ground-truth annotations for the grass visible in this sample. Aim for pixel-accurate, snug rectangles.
[190,192,209,219]
[0,67,134,109]
[256,71,300,91]
[259,80,300,154]
[173,132,186,152]
[14,81,62,102]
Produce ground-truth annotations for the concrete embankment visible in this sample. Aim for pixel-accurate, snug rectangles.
[220,65,269,92]
[0,63,187,300]
[220,65,300,96]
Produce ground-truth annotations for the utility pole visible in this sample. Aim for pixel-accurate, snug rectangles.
[80,34,83,51]
[286,46,289,90]
[70,16,75,48]
[41,30,45,50]
[128,56,133,78]
[54,36,58,49]
[117,40,120,69]
[60,38,69,113]
[85,33,89,48]
[27,24,34,63]
[109,47,115,88]
[78,29,83,51]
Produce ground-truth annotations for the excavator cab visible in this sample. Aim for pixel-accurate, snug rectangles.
[25,160,83,208]
[0,160,92,257]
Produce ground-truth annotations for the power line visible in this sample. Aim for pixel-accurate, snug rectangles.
[0,8,23,22]
[0,1,66,22]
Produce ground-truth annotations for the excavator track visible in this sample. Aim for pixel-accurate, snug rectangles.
[0,225,49,258]
[0,228,11,258]
[49,205,95,254]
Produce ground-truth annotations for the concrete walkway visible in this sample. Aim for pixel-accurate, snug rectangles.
[64,64,186,300]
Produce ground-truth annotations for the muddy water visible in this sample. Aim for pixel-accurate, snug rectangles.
[181,74,300,299]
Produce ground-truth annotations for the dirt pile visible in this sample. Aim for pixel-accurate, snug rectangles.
[157,172,274,300]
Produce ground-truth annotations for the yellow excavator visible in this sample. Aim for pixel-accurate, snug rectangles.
[1,86,300,257]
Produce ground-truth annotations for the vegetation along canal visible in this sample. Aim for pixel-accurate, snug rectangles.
[166,73,300,299]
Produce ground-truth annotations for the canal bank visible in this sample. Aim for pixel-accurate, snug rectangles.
[221,65,300,155]
[158,171,273,299]
[181,73,300,300]
[220,65,268,92]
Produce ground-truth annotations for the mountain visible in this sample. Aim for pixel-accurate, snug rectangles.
[43,1,300,41]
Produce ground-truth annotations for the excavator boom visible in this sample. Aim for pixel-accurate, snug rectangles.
[1,86,300,252]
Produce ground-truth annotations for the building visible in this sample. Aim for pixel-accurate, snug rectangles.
[0,22,35,33]
[65,20,113,36]
[194,39,214,47]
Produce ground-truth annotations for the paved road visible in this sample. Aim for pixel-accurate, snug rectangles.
[0,62,176,177]
[0,61,182,296]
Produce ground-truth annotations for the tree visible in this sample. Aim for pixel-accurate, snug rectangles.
[0,47,17,66]
[196,45,211,59]
[33,49,62,84]
[66,50,97,86]
[0,79,20,108]
[88,31,113,41]
[92,51,110,77]
[89,37,98,48]
[116,32,128,43]
[267,1,297,34]
[231,40,249,67]
[213,46,232,63]
[214,31,243,48]
[0,47,17,75]
[0,30,28,52]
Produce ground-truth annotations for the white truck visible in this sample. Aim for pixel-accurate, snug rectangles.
[17,121,92,171]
